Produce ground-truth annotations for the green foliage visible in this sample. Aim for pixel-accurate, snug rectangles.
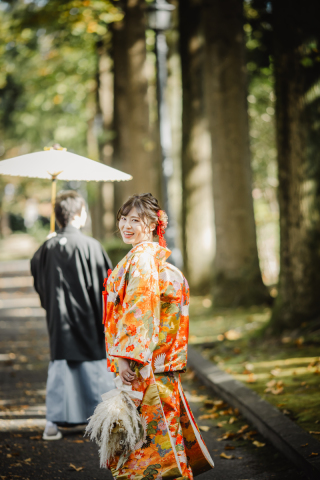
[0,0,122,157]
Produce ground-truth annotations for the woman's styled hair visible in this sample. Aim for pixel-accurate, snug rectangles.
[55,190,86,228]
[117,193,168,239]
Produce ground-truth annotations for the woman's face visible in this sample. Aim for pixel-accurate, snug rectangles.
[119,207,156,247]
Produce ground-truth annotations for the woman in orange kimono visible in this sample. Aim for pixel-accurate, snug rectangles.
[104,193,214,480]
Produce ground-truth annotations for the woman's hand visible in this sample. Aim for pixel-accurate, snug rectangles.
[118,357,136,385]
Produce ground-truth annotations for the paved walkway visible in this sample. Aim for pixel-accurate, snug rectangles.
[0,261,307,479]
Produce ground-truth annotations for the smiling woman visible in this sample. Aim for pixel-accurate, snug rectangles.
[118,208,156,246]
[117,193,164,247]
[100,193,214,480]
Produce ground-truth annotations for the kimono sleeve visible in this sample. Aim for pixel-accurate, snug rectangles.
[108,251,160,365]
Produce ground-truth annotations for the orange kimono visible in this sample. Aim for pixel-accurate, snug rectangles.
[104,242,214,480]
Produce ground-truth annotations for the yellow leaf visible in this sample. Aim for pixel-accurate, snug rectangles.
[253,441,265,448]
[217,422,226,428]
[246,373,257,383]
[220,452,234,459]
[266,380,276,388]
[229,416,237,424]
[199,425,210,432]
[270,387,284,395]
[309,431,320,435]
[237,425,249,434]
[309,452,319,457]
[199,413,219,420]
[70,464,84,472]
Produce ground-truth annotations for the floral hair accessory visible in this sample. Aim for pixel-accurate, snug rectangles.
[156,210,168,248]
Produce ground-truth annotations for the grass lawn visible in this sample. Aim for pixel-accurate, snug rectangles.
[189,296,320,441]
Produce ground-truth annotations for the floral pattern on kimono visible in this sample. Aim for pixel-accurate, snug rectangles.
[109,370,213,480]
[104,242,214,480]
[105,242,189,374]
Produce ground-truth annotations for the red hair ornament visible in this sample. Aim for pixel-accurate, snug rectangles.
[156,210,168,248]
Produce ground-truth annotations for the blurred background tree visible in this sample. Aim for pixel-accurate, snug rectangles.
[1,0,320,330]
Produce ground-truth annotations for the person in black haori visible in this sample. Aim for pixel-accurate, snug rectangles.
[31,190,114,440]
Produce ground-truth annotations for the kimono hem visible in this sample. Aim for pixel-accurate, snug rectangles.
[105,242,214,480]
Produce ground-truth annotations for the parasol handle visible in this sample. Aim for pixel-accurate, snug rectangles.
[50,176,57,233]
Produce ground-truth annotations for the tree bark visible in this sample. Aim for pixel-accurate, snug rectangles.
[113,0,160,210]
[87,43,115,242]
[97,40,115,240]
[270,1,320,329]
[179,0,214,293]
[203,0,270,306]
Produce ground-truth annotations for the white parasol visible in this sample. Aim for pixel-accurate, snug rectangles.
[0,147,132,232]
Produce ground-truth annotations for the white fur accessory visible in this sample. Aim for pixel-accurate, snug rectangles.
[85,376,144,470]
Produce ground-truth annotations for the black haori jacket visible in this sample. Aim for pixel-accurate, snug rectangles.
[31,225,112,362]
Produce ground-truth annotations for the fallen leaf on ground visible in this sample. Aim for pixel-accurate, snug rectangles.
[70,464,84,472]
[270,368,281,376]
[253,441,265,448]
[282,409,291,415]
[213,400,225,407]
[220,452,234,459]
[309,431,320,435]
[199,426,210,432]
[301,443,308,447]
[73,440,84,443]
[246,373,257,383]
[266,380,276,388]
[265,380,284,394]
[309,452,319,457]
[243,430,258,441]
[199,413,219,420]
[229,416,237,424]
[219,408,234,416]
[30,435,41,440]
[224,445,235,450]
[237,425,249,434]
[218,431,236,441]
[217,422,227,428]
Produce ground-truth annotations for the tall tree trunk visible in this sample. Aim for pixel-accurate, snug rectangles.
[113,0,160,210]
[179,0,214,292]
[86,80,103,240]
[97,40,115,240]
[270,1,320,329]
[86,45,115,242]
[203,0,270,306]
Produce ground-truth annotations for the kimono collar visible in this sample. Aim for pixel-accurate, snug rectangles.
[129,241,171,264]
[57,225,82,235]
